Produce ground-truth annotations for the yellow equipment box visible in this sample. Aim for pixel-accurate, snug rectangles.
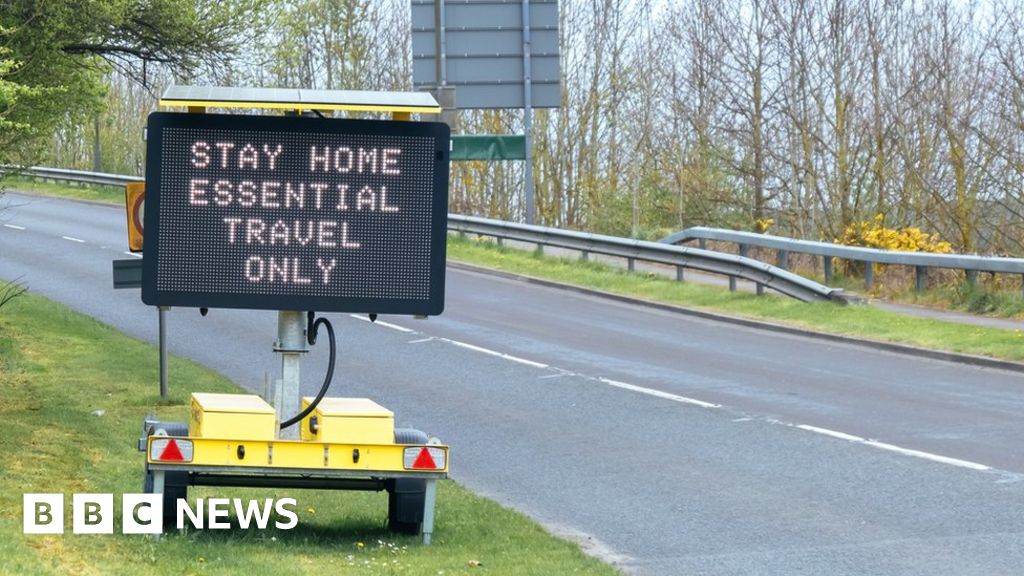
[190,393,277,441]
[300,397,394,444]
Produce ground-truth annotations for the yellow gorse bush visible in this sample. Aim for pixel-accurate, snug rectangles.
[838,214,952,254]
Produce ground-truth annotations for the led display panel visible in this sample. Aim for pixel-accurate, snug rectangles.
[142,112,450,314]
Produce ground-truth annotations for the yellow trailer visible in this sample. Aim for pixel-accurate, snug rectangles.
[142,392,448,542]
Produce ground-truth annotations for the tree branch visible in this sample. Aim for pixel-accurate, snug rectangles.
[61,43,171,63]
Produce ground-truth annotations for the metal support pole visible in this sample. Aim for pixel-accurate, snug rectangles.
[93,114,102,173]
[522,0,535,224]
[581,250,589,261]
[864,261,874,289]
[823,256,833,285]
[422,478,438,545]
[966,269,978,287]
[159,307,168,399]
[627,257,635,272]
[676,266,684,282]
[698,238,707,250]
[735,244,747,293]
[434,0,446,87]
[915,266,926,293]
[152,469,165,540]
[776,250,789,270]
[152,469,165,496]
[768,250,785,293]
[275,311,307,439]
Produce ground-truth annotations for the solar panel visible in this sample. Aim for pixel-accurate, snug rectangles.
[159,85,441,114]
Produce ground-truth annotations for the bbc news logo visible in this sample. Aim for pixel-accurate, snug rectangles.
[23,494,298,534]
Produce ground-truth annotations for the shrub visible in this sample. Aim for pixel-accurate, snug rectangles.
[833,215,953,290]
[838,214,952,253]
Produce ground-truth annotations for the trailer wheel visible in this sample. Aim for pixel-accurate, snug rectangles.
[387,428,429,534]
[142,467,188,524]
[142,421,190,525]
[386,478,426,534]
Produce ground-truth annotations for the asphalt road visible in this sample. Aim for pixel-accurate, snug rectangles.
[3,192,1024,575]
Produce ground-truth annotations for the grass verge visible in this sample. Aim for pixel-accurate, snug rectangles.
[794,269,1024,320]
[0,292,618,576]
[901,282,1024,318]
[447,236,1024,362]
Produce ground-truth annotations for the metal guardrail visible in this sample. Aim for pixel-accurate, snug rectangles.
[13,166,840,303]
[449,215,839,302]
[11,166,140,187]
[663,227,1024,293]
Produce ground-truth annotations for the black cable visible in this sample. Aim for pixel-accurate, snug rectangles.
[279,311,335,430]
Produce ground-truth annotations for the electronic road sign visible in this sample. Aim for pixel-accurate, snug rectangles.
[142,112,450,315]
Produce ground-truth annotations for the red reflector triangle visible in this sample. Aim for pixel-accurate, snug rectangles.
[411,447,437,469]
[159,439,185,461]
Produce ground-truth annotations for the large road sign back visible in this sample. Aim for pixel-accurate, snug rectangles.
[412,0,561,109]
[142,112,450,315]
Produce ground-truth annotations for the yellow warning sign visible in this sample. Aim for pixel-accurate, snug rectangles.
[125,182,144,252]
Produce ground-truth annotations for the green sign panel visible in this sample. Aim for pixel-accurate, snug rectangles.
[450,135,526,161]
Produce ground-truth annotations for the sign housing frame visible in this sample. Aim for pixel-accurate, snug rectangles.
[141,111,451,315]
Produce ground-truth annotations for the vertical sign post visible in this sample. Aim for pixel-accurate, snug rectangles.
[158,307,167,398]
[522,0,535,224]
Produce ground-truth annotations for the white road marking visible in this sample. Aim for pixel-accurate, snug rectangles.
[61,235,85,243]
[795,424,990,471]
[346,314,416,333]
[123,251,142,258]
[376,320,415,333]
[346,313,548,367]
[445,339,550,369]
[598,377,721,408]
[345,314,715,408]
[863,440,991,471]
[796,424,863,442]
[354,312,991,472]
[3,224,25,230]
[349,316,991,473]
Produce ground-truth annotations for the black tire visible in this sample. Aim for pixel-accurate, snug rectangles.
[142,468,188,525]
[386,477,426,534]
[142,421,190,527]
[387,429,429,534]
